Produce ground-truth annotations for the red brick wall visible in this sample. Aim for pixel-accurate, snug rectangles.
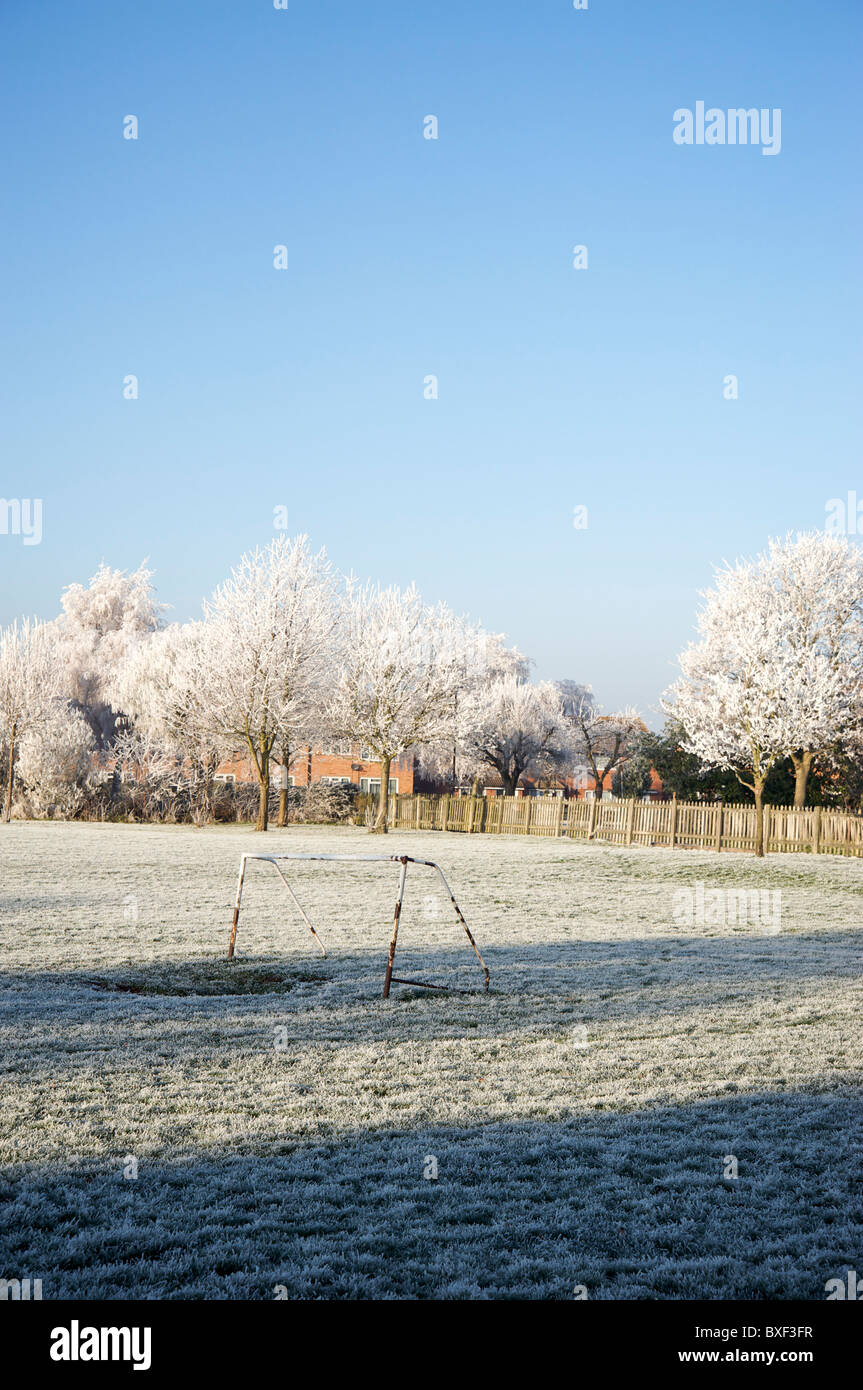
[215,745,415,794]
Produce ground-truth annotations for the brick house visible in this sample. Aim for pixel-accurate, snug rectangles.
[212,738,663,804]
[565,764,664,801]
[214,742,416,796]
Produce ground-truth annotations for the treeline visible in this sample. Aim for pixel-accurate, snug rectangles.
[3,529,863,852]
[0,537,642,832]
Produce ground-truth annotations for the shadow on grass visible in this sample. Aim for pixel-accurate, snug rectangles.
[1,927,860,1024]
[0,1086,860,1300]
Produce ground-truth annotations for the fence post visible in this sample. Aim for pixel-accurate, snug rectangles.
[524,798,533,835]
[812,805,821,855]
[626,797,635,845]
[587,798,597,839]
[670,795,678,849]
[714,803,723,852]
[555,796,565,837]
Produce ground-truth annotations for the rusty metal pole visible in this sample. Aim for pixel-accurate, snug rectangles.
[271,860,327,957]
[382,856,409,999]
[434,863,490,991]
[227,854,247,959]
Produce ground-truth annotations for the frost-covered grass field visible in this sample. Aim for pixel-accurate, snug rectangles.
[1,821,861,1300]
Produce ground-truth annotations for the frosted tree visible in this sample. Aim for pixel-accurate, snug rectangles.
[666,534,863,850]
[56,561,165,743]
[457,675,567,796]
[110,622,226,822]
[750,532,863,805]
[16,703,96,819]
[459,635,531,793]
[420,624,530,792]
[0,619,65,821]
[189,536,338,832]
[664,563,793,855]
[327,583,462,832]
[558,682,643,800]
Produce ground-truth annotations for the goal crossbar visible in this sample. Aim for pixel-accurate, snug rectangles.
[226,852,490,999]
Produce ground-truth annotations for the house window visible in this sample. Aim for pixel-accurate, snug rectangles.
[360,777,398,795]
[359,748,379,762]
[320,776,351,785]
[213,773,236,784]
[319,740,353,757]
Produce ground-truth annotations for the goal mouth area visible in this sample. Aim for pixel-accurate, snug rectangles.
[226,852,490,999]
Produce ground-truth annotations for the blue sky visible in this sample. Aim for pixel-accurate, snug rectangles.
[1,0,860,723]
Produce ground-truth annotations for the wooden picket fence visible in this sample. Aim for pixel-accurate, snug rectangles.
[366,793,863,857]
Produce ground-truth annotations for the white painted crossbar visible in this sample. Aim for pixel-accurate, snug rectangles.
[226,852,489,998]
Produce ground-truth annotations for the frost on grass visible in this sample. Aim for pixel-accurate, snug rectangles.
[1,822,861,1299]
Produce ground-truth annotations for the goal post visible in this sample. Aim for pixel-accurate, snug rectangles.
[226,852,489,998]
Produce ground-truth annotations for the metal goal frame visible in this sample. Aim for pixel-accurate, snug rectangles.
[226,852,490,999]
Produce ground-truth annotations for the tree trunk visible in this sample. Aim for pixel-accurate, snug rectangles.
[791,750,814,809]
[500,768,519,796]
[593,780,604,801]
[255,737,271,833]
[754,783,765,858]
[470,775,480,797]
[255,773,270,832]
[277,749,290,828]
[372,756,391,833]
[3,729,14,822]
[198,757,216,825]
